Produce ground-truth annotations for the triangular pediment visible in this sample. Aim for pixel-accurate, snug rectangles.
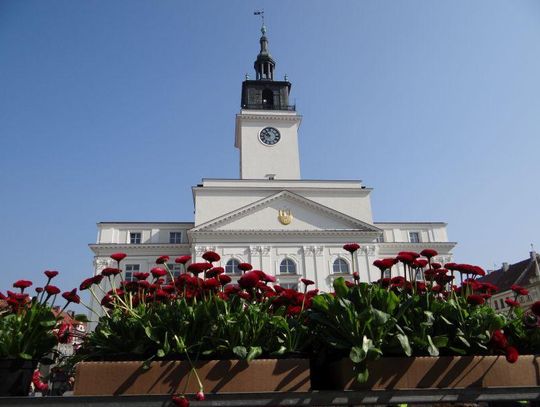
[191,191,380,233]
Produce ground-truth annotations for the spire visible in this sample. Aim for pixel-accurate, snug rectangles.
[253,11,275,80]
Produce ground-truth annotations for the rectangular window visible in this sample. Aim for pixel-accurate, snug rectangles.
[376,234,385,243]
[169,232,182,244]
[166,263,183,280]
[130,232,142,244]
[409,232,420,243]
[125,264,140,281]
[280,283,298,291]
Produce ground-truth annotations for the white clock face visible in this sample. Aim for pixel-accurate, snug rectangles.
[259,127,281,145]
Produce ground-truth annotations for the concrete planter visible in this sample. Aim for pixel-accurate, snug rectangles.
[73,359,310,396]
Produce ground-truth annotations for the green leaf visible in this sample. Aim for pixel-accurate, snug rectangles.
[333,277,349,298]
[427,335,439,356]
[270,346,287,356]
[396,334,412,356]
[350,346,365,364]
[156,349,165,358]
[246,346,262,362]
[39,320,57,328]
[233,346,247,359]
[74,314,89,323]
[440,315,453,325]
[19,353,32,360]
[356,366,369,383]
[457,335,470,348]
[432,335,449,349]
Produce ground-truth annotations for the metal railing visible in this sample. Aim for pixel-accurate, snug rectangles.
[241,103,296,111]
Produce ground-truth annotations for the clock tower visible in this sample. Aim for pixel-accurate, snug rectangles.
[234,24,302,180]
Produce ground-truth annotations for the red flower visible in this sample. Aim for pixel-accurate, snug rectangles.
[13,280,32,290]
[218,274,232,285]
[80,278,95,291]
[206,267,225,278]
[466,294,485,305]
[413,258,428,268]
[172,395,190,407]
[195,391,205,401]
[420,249,438,259]
[62,288,80,304]
[431,262,442,269]
[353,271,360,281]
[44,270,59,279]
[202,251,220,263]
[505,346,519,363]
[151,267,167,278]
[35,287,43,293]
[238,271,260,289]
[396,253,414,265]
[110,252,127,262]
[531,301,540,316]
[138,280,150,289]
[187,263,213,275]
[505,298,520,308]
[101,267,121,277]
[490,330,508,349]
[156,255,170,264]
[343,243,360,253]
[301,278,314,286]
[203,278,220,290]
[132,272,149,280]
[175,255,191,264]
[238,263,253,272]
[56,322,71,343]
[44,285,61,296]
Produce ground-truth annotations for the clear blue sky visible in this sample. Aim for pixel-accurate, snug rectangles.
[1,0,539,301]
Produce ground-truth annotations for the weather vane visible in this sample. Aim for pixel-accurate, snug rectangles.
[254,10,266,34]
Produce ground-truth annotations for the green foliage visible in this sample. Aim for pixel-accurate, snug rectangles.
[0,300,59,360]
[78,294,310,362]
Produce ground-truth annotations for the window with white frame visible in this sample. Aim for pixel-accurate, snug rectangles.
[280,258,297,274]
[280,283,298,291]
[166,263,183,280]
[130,232,142,244]
[169,232,182,244]
[225,259,241,274]
[408,231,420,243]
[125,264,140,281]
[332,258,349,274]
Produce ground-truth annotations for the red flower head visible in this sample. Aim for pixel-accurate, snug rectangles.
[490,329,508,349]
[444,262,457,271]
[301,278,314,287]
[466,294,485,306]
[175,255,191,265]
[238,271,260,289]
[345,281,355,288]
[413,258,428,268]
[431,262,442,269]
[353,271,360,281]
[187,262,212,275]
[260,272,276,283]
[13,280,32,290]
[132,272,149,281]
[218,274,232,285]
[420,249,438,259]
[155,255,170,264]
[110,252,127,262]
[505,346,519,363]
[151,267,167,278]
[203,278,220,290]
[531,301,540,316]
[80,277,95,291]
[56,322,71,343]
[505,298,520,308]
[238,263,253,272]
[62,288,80,304]
[396,253,414,265]
[138,280,150,289]
[195,391,205,401]
[206,267,225,278]
[202,251,220,263]
[44,270,59,279]
[343,243,360,254]
[35,288,43,293]
[102,267,121,277]
[44,285,61,296]
[172,395,190,407]
[373,259,388,271]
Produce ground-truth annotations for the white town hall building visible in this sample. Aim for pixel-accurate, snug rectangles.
[89,25,456,298]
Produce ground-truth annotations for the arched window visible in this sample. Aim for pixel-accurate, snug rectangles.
[225,259,241,274]
[332,258,349,274]
[280,258,296,274]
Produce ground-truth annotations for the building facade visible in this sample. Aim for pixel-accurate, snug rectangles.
[89,25,456,311]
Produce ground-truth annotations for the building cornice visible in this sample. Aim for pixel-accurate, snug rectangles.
[89,243,191,255]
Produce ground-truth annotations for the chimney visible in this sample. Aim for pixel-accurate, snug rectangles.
[502,262,509,272]
[531,250,537,260]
